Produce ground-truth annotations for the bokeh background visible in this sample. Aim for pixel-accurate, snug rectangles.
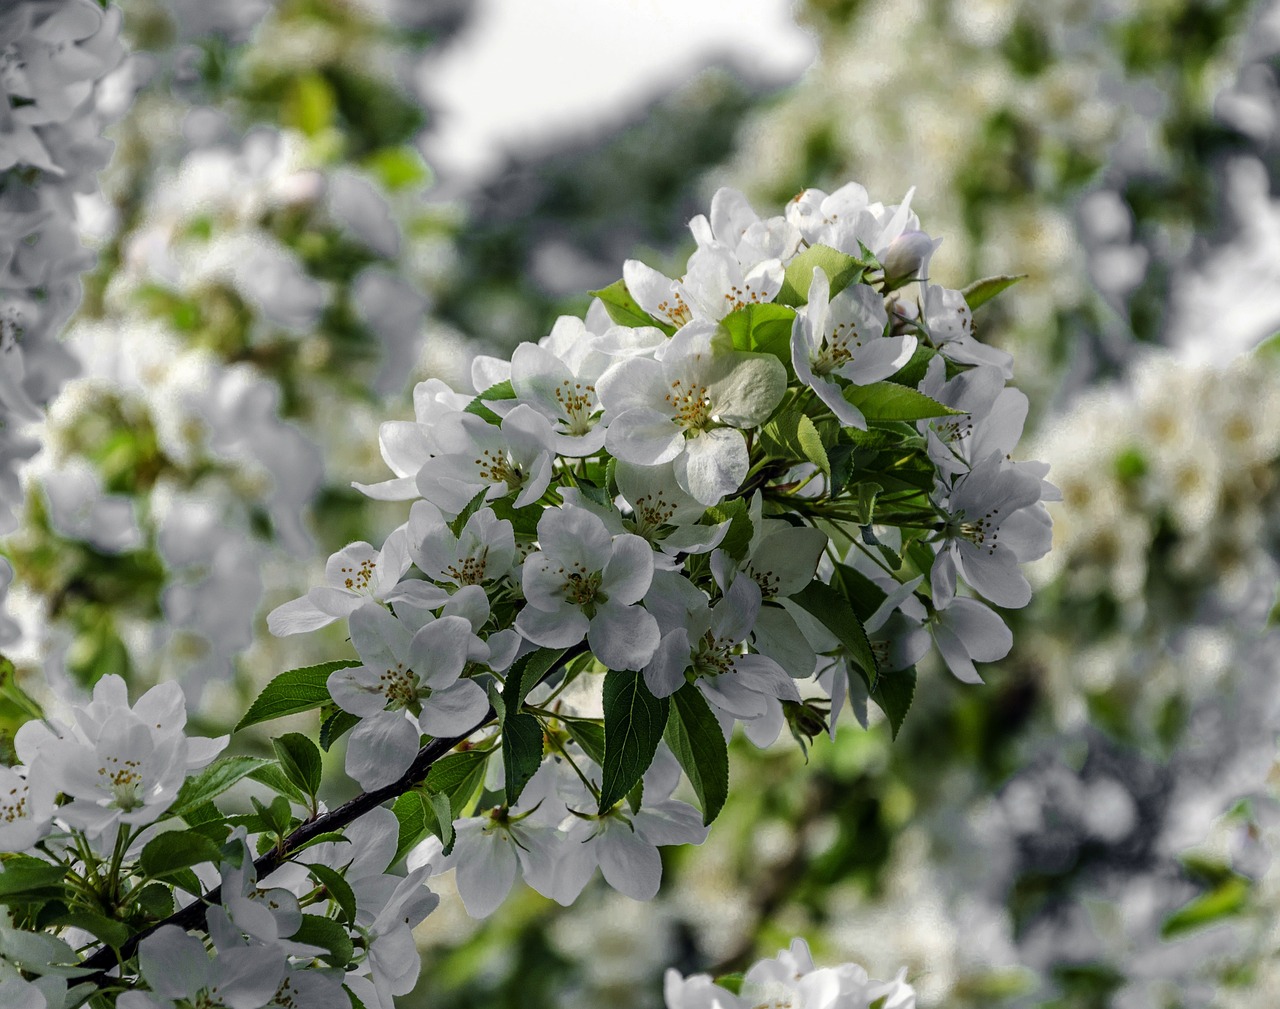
[5,0,1280,1005]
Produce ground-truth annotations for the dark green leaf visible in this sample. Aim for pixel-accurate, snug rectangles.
[139,831,223,880]
[664,683,729,825]
[589,278,666,331]
[132,883,174,919]
[843,382,960,423]
[961,274,1025,312]
[777,244,867,307]
[289,832,350,855]
[830,562,887,622]
[392,791,432,865]
[502,713,544,807]
[490,497,542,537]
[503,647,567,713]
[0,858,68,903]
[790,580,879,690]
[887,344,938,388]
[290,915,354,968]
[304,862,358,925]
[870,665,917,740]
[319,707,361,751]
[598,670,669,813]
[272,733,323,799]
[563,717,606,766]
[236,660,360,731]
[46,911,129,949]
[430,792,455,856]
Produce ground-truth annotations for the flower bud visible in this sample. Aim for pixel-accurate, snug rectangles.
[881,229,941,290]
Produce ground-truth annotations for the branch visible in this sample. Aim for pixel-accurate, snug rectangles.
[80,713,493,977]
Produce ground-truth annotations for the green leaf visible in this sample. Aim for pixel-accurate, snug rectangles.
[790,580,879,690]
[887,344,938,388]
[319,707,360,751]
[961,274,1025,312]
[139,831,223,880]
[248,762,309,805]
[563,717,606,766]
[392,791,432,865]
[664,683,729,825]
[870,665,917,740]
[236,660,360,731]
[777,244,867,307]
[1161,876,1250,939]
[490,497,542,537]
[843,382,961,423]
[462,398,502,425]
[289,831,350,855]
[502,713,544,807]
[430,791,455,856]
[132,883,174,919]
[719,303,797,368]
[0,859,69,903]
[830,561,887,622]
[424,749,492,800]
[448,488,492,539]
[503,648,567,713]
[290,915,354,968]
[703,498,753,562]
[304,862,358,925]
[598,670,669,814]
[589,278,665,330]
[761,411,830,481]
[478,379,516,401]
[272,733,323,799]
[363,145,429,191]
[46,911,129,949]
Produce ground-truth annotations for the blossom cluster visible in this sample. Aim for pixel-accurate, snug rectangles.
[267,181,1054,911]
[0,0,132,641]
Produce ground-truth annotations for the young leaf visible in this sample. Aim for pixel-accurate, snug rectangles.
[139,831,223,880]
[776,244,867,306]
[430,792,455,855]
[170,756,273,819]
[703,498,752,562]
[477,379,516,401]
[248,762,310,805]
[304,862,358,926]
[448,487,491,539]
[789,580,879,690]
[289,915,354,968]
[598,669,669,814]
[887,344,938,388]
[589,278,666,331]
[1161,876,1250,939]
[843,382,961,423]
[236,660,360,731]
[664,683,729,825]
[272,733,323,799]
[961,274,1025,312]
[719,302,797,370]
[870,665,917,740]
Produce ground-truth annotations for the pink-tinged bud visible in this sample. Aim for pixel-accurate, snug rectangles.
[881,230,941,289]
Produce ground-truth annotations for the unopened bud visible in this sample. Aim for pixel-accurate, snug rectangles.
[881,230,941,290]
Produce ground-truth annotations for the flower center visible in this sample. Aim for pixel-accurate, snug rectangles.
[475,449,523,489]
[560,563,604,608]
[720,282,769,315]
[812,320,863,376]
[0,785,29,824]
[98,756,145,811]
[632,491,677,536]
[340,557,377,593]
[445,549,489,586]
[551,379,599,436]
[378,661,423,713]
[933,414,974,446]
[655,291,692,328]
[692,630,735,678]
[745,564,782,600]
[665,379,713,432]
[951,507,1001,555]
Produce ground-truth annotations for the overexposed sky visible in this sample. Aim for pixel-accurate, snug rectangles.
[418,0,815,183]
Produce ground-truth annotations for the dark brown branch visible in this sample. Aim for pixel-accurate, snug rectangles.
[80,712,494,978]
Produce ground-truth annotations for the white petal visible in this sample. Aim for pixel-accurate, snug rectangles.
[418,679,490,738]
[345,713,420,789]
[601,534,655,605]
[588,602,661,671]
[455,830,519,918]
[674,428,748,505]
[597,823,663,900]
